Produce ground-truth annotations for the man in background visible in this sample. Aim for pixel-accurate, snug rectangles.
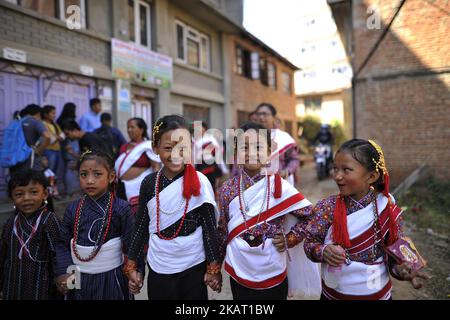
[79,98,102,133]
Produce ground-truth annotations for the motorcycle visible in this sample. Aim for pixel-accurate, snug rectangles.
[314,143,332,180]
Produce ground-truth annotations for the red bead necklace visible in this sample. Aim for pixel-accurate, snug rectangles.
[72,192,114,262]
[155,169,191,241]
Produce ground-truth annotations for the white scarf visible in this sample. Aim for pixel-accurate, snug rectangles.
[70,237,123,274]
[147,171,219,274]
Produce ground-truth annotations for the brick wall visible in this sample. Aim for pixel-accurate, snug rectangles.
[0,5,110,66]
[352,0,450,184]
[227,34,297,136]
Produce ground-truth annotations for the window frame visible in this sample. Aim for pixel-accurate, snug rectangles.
[176,19,211,72]
[235,45,243,75]
[8,0,87,28]
[129,0,152,49]
[267,62,277,89]
[304,97,322,113]
[282,72,291,95]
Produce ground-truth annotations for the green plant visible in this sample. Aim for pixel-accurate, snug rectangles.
[298,115,321,145]
[330,122,347,151]
[398,177,450,237]
[298,115,348,152]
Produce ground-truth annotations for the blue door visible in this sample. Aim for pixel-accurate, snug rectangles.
[0,72,39,198]
[44,80,91,123]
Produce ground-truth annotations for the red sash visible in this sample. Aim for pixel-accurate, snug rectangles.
[322,280,392,300]
[271,143,296,159]
[226,193,305,245]
[346,204,402,255]
[225,263,288,289]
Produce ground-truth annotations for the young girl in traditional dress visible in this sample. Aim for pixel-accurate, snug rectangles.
[0,170,67,300]
[124,115,222,300]
[217,122,316,300]
[304,139,429,300]
[55,150,135,300]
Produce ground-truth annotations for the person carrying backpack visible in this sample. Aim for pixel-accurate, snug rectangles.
[1,104,51,175]
[95,113,126,159]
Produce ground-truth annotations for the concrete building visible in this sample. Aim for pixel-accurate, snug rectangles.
[0,0,115,198]
[294,0,353,138]
[329,0,450,184]
[0,0,297,197]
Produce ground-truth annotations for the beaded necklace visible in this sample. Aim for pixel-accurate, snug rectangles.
[237,173,271,241]
[155,169,190,240]
[72,192,114,262]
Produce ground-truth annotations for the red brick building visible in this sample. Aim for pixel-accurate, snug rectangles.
[329,0,450,184]
[224,32,299,137]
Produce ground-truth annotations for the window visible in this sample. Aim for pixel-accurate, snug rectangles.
[176,20,210,72]
[282,72,291,95]
[129,0,151,48]
[183,105,210,126]
[187,36,200,68]
[304,97,322,112]
[236,46,243,75]
[6,0,87,28]
[259,58,268,86]
[268,63,276,89]
[19,0,57,17]
[176,23,185,60]
[236,45,250,78]
[235,45,261,80]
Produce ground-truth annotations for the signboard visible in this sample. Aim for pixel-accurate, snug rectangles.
[112,38,172,89]
[80,65,94,76]
[117,80,132,113]
[3,47,27,63]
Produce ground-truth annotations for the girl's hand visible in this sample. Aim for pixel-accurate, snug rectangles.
[204,272,222,293]
[272,234,287,252]
[127,271,143,295]
[55,274,72,295]
[323,245,346,267]
[394,263,430,289]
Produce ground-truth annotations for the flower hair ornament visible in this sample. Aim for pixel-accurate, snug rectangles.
[80,150,92,162]
[153,120,164,142]
[368,139,398,245]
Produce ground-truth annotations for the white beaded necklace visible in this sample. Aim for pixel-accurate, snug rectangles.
[239,172,269,218]
[154,169,186,215]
